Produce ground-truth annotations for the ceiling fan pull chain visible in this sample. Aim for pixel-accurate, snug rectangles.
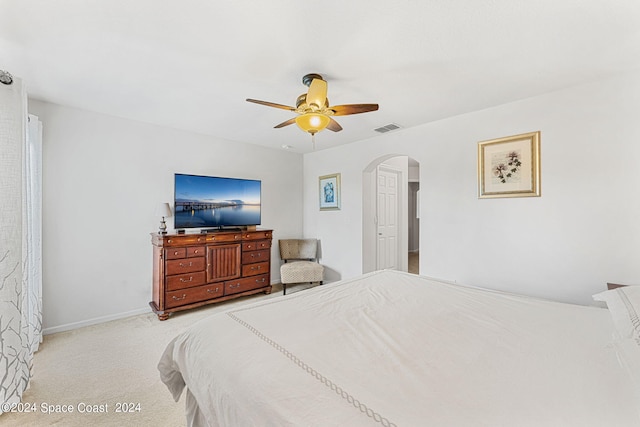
[312,133,316,150]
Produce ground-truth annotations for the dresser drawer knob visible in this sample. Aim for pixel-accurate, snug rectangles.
[179,262,193,267]
[256,278,266,283]
[172,294,187,301]
[229,283,241,289]
[174,251,179,255]
[179,276,193,283]
[207,287,220,294]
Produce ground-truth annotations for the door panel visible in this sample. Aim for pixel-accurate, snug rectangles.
[376,167,399,270]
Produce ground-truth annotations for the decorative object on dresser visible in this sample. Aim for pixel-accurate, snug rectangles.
[150,229,273,320]
[156,202,172,234]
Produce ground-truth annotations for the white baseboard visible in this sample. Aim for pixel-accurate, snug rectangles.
[42,307,151,335]
[44,280,283,335]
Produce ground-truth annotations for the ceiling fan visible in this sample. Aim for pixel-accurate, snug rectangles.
[246,73,379,139]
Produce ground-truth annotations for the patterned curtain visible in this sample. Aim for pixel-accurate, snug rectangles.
[0,74,43,411]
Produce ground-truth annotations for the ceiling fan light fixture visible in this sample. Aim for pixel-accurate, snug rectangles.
[247,73,378,140]
[295,113,330,134]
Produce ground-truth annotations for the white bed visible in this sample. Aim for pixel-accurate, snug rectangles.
[158,270,640,426]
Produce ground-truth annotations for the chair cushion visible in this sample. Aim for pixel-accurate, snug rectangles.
[279,239,318,260]
[280,261,324,284]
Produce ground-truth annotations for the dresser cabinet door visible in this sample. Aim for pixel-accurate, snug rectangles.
[206,243,241,282]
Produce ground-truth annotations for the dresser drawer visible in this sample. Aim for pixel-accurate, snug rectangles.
[242,240,272,251]
[243,231,273,241]
[166,257,205,275]
[207,233,243,243]
[166,248,186,260]
[225,274,269,295]
[242,261,269,277]
[165,282,225,309]
[242,249,270,264]
[163,235,208,247]
[166,271,206,291]
[187,246,205,257]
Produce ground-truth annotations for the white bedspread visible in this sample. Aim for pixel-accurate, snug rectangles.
[159,270,640,426]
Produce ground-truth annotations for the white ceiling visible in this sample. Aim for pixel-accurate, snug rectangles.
[2,0,640,153]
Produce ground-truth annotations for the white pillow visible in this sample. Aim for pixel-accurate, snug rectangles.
[594,287,640,417]
[613,337,640,419]
[593,286,640,339]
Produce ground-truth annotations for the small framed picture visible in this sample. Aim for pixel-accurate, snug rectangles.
[478,131,541,199]
[319,173,341,210]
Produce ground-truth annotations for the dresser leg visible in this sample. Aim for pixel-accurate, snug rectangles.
[150,301,170,321]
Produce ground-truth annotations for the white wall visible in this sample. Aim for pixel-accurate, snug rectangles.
[29,100,303,333]
[303,70,640,305]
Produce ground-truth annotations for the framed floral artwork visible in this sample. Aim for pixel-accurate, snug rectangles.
[478,131,541,198]
[319,173,341,210]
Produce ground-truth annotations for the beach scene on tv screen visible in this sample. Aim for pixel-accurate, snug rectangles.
[174,175,261,228]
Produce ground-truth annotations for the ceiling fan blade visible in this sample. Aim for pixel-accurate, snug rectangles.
[306,78,328,109]
[274,117,297,128]
[330,103,379,116]
[246,98,296,111]
[327,117,343,132]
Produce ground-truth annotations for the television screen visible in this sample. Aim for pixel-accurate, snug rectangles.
[174,174,261,229]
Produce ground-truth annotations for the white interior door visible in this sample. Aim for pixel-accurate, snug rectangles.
[376,166,399,270]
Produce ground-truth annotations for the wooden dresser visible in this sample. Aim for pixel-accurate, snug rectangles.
[150,229,272,320]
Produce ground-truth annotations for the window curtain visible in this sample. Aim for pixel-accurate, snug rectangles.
[25,113,43,355]
[0,75,43,411]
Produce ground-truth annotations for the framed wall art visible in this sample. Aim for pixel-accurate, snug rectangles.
[478,131,541,199]
[319,173,341,210]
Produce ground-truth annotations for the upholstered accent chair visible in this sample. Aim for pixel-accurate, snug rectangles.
[278,239,324,295]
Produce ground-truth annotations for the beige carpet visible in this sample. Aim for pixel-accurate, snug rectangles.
[1,284,287,427]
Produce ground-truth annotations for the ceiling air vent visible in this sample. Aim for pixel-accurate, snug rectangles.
[374,123,401,133]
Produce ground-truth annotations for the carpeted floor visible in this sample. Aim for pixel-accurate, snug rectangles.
[1,284,286,427]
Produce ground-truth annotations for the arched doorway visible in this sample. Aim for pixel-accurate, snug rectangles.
[362,155,420,274]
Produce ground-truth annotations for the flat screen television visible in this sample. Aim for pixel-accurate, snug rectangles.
[174,174,261,230]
